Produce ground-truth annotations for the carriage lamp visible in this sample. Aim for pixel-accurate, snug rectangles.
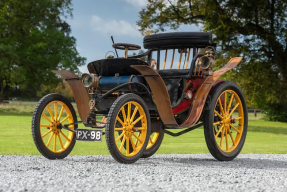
[81,73,98,88]
[199,56,215,69]
[199,46,216,76]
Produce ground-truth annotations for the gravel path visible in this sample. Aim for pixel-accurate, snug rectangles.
[1,154,287,192]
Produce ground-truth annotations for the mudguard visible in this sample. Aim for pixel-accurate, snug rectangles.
[132,57,242,128]
[52,70,90,122]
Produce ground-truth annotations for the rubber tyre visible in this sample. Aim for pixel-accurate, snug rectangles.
[203,81,248,161]
[31,94,78,159]
[141,128,164,158]
[105,93,151,164]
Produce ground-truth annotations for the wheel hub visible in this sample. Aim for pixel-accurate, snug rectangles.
[124,124,134,137]
[50,120,61,133]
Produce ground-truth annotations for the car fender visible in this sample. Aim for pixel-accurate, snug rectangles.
[132,57,242,128]
[52,70,90,122]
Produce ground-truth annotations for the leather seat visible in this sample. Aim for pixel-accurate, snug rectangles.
[157,69,190,77]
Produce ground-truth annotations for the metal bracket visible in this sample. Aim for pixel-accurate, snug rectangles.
[163,123,203,137]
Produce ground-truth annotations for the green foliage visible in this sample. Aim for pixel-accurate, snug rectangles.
[0,0,86,101]
[137,0,287,121]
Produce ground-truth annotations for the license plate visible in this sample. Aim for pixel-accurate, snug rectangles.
[76,129,102,142]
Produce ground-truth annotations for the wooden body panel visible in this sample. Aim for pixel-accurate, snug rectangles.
[132,57,242,128]
[52,70,90,122]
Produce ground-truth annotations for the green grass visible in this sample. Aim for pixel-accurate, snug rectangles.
[0,104,286,155]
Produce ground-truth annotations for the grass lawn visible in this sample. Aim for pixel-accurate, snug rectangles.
[0,104,287,155]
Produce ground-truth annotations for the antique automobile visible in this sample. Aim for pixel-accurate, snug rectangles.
[31,32,248,164]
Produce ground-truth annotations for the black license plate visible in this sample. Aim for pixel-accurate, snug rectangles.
[76,129,102,142]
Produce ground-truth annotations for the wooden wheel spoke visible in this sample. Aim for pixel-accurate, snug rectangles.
[135,133,141,146]
[229,103,240,117]
[60,115,70,124]
[54,102,58,121]
[136,127,146,130]
[119,135,126,151]
[46,132,54,148]
[58,133,64,149]
[228,128,236,145]
[225,126,229,150]
[116,117,125,127]
[215,125,224,138]
[227,93,234,113]
[218,99,225,116]
[132,133,142,143]
[220,127,225,148]
[130,106,138,123]
[42,129,52,138]
[58,106,64,121]
[213,121,222,126]
[115,128,124,131]
[230,124,241,134]
[126,137,130,155]
[41,124,51,128]
[234,117,242,120]
[47,105,54,121]
[131,115,143,125]
[121,107,127,124]
[42,113,53,124]
[214,110,223,119]
[53,133,57,152]
[224,91,227,114]
[59,131,71,142]
[115,132,125,142]
[127,103,131,123]
[130,138,136,152]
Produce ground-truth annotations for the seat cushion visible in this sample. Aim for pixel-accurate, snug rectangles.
[157,69,190,77]
[144,32,212,49]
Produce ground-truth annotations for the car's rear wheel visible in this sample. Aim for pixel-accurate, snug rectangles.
[204,81,248,161]
[141,127,164,158]
[31,94,77,159]
[106,93,150,164]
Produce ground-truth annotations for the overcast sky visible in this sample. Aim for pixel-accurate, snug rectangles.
[67,0,200,73]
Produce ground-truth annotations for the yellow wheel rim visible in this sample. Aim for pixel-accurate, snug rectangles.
[40,100,74,153]
[213,90,244,153]
[114,101,148,157]
[146,132,160,150]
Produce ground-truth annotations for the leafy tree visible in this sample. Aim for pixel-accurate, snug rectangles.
[0,0,85,102]
[137,0,287,121]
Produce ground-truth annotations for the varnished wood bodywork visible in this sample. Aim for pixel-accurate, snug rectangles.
[52,70,90,122]
[132,57,242,128]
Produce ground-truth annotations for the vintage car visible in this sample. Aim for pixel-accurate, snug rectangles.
[31,32,248,164]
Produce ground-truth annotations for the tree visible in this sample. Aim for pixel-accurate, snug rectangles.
[137,0,287,121]
[0,0,86,102]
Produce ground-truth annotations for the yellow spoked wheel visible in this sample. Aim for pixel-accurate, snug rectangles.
[141,125,165,158]
[204,82,248,161]
[213,90,244,153]
[32,94,77,159]
[106,93,150,164]
[146,133,160,150]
